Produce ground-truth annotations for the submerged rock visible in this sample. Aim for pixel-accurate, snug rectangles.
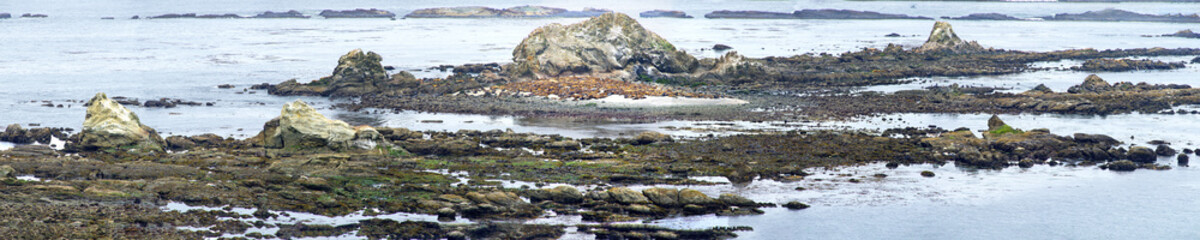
[319,9,395,18]
[78,93,164,151]
[914,21,985,53]
[254,100,387,150]
[640,10,692,18]
[1127,146,1157,163]
[510,13,697,78]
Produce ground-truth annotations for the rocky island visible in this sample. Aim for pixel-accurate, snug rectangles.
[405,6,610,18]
[704,9,932,20]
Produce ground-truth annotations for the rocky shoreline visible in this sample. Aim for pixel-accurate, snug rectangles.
[6,10,1200,239]
[405,6,610,18]
[704,9,932,20]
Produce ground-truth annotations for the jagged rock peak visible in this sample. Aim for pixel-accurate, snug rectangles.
[916,21,985,53]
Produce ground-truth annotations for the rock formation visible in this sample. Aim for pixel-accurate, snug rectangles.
[253,100,387,150]
[510,12,697,78]
[941,13,1023,21]
[319,9,395,18]
[640,10,692,18]
[1067,74,1112,93]
[1043,9,1200,23]
[78,93,164,151]
[915,21,985,53]
[269,49,417,97]
[703,9,930,20]
[406,6,609,18]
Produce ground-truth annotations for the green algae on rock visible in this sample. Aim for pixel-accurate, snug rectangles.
[510,12,698,78]
[78,93,164,152]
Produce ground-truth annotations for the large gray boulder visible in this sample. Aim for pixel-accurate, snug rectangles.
[254,100,387,150]
[78,93,164,151]
[511,12,697,78]
[914,21,984,53]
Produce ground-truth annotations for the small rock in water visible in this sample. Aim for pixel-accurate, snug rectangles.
[1178,154,1189,167]
[783,201,810,210]
[217,84,235,89]
[884,33,901,37]
[920,171,935,177]
[712,44,732,51]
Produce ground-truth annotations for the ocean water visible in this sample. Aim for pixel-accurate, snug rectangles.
[2,0,1200,239]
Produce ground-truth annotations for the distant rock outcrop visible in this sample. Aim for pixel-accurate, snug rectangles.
[1043,9,1200,23]
[510,13,697,78]
[405,6,609,18]
[21,13,48,18]
[78,93,164,151]
[914,21,985,53]
[319,9,395,18]
[704,9,931,20]
[640,10,692,18]
[941,13,1023,21]
[0,13,10,19]
[1162,29,1200,39]
[148,13,243,19]
[269,49,418,97]
[252,100,387,150]
[254,10,310,18]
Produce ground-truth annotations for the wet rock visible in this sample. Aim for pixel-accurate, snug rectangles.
[942,13,1023,21]
[0,165,14,180]
[641,188,679,207]
[217,84,235,89]
[148,13,243,19]
[1017,159,1035,168]
[1155,145,1177,156]
[254,10,309,18]
[677,189,715,206]
[538,186,584,204]
[632,131,672,145]
[406,6,609,18]
[783,201,810,210]
[640,10,692,18]
[608,187,650,204]
[21,13,48,18]
[254,100,385,150]
[484,191,526,208]
[269,49,412,97]
[5,145,56,157]
[0,13,9,19]
[920,171,936,177]
[712,44,732,51]
[1043,9,1200,23]
[78,93,165,151]
[319,9,395,18]
[884,33,901,37]
[1067,74,1113,93]
[1127,146,1157,163]
[915,21,985,53]
[1073,133,1119,145]
[510,13,697,78]
[545,140,581,150]
[704,9,930,20]
[1071,58,1185,72]
[1103,160,1138,171]
[1178,154,1190,166]
[1026,84,1054,94]
[717,194,755,207]
[986,115,1006,131]
[437,207,456,221]
[164,136,196,150]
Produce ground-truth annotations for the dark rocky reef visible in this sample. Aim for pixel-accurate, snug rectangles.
[253,10,310,18]
[21,13,48,18]
[704,9,931,20]
[1161,29,1200,39]
[0,13,10,19]
[148,13,243,19]
[640,10,693,18]
[319,8,395,18]
[405,6,610,18]
[1070,58,1186,72]
[1043,9,1200,23]
[1,124,71,144]
[941,13,1023,21]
